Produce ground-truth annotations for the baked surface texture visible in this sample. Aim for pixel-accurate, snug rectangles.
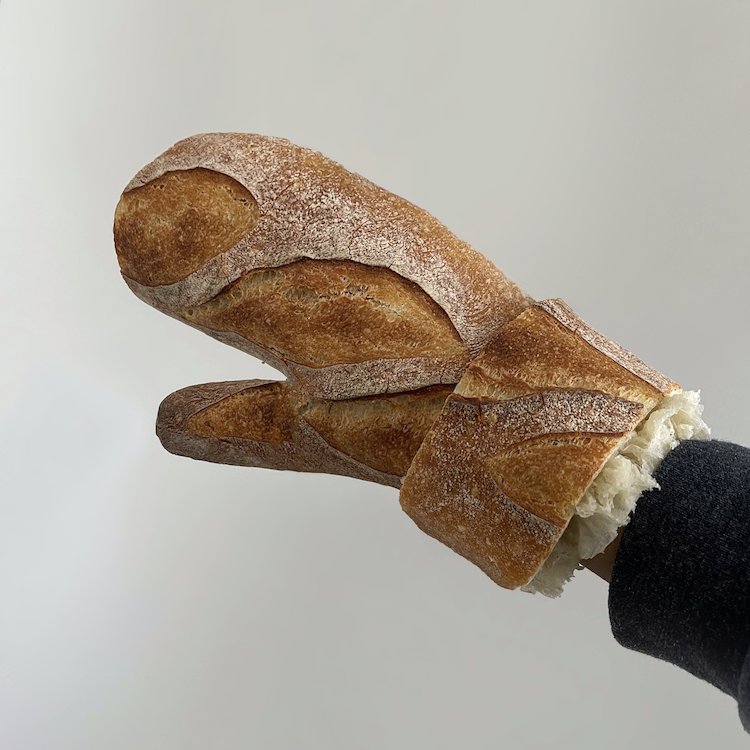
[114,134,533,398]
[399,299,680,590]
[157,379,452,488]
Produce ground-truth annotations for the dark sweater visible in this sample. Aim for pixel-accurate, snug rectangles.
[609,439,750,734]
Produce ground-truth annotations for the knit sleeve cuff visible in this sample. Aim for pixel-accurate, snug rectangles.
[608,439,750,730]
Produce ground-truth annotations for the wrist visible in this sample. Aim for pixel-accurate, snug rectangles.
[583,526,625,582]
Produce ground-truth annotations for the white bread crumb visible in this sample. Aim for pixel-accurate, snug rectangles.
[521,390,710,598]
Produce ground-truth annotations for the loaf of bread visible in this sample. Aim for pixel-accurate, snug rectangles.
[116,133,708,598]
[114,133,532,399]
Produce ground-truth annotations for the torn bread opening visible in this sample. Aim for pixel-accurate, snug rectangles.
[521,389,710,598]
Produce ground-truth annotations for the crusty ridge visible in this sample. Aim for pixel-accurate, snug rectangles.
[399,299,680,590]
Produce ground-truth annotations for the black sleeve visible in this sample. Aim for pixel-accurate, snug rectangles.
[608,439,750,734]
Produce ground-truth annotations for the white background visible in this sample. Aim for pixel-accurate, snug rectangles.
[2,2,750,748]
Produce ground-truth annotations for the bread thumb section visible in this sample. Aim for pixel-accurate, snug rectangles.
[399,299,709,597]
[156,379,454,489]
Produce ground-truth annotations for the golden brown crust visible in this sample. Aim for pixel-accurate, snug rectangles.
[157,380,451,487]
[180,259,466,368]
[456,301,677,409]
[114,168,259,286]
[157,379,402,487]
[536,299,678,395]
[399,300,680,590]
[184,380,298,444]
[115,134,533,398]
[299,385,451,477]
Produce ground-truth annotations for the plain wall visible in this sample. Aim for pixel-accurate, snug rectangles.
[1,1,749,748]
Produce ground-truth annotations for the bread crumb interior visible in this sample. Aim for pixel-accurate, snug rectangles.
[521,389,710,598]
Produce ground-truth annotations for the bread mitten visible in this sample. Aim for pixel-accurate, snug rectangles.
[114,134,708,597]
